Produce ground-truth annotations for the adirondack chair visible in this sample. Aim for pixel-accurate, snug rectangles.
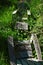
[8,22,43,65]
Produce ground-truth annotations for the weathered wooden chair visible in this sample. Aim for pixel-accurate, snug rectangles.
[8,22,43,65]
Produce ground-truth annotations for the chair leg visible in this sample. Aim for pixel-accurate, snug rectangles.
[33,34,42,60]
[8,36,16,65]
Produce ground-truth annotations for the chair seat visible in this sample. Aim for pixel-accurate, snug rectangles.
[17,59,43,65]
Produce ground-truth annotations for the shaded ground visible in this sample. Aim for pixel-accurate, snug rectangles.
[0,37,9,65]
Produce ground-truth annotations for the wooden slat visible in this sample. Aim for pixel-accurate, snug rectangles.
[14,44,33,59]
[14,40,32,52]
[15,51,33,59]
[15,22,28,30]
[15,40,30,46]
[20,59,28,65]
[8,36,16,65]
[14,39,33,59]
[32,34,42,60]
[23,59,35,65]
[17,59,43,65]
[17,60,22,65]
[15,44,32,51]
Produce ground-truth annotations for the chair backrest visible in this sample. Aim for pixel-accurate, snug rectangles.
[8,36,42,65]
[14,22,42,60]
[14,34,42,60]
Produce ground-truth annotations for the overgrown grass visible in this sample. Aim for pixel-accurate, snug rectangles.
[0,37,9,65]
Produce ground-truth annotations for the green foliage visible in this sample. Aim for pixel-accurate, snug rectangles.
[0,0,43,63]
